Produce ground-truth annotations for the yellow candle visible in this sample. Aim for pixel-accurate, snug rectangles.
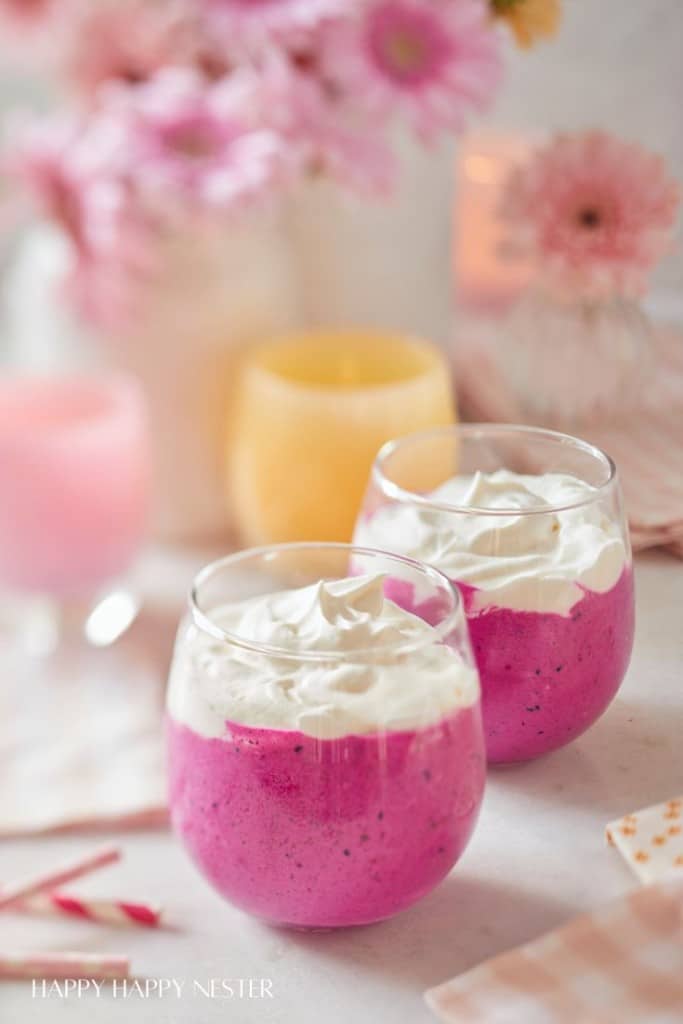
[228,330,456,544]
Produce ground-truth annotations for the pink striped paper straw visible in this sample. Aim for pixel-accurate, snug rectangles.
[0,846,121,911]
[0,953,130,981]
[21,893,162,928]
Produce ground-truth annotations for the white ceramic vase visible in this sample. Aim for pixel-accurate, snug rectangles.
[287,135,457,347]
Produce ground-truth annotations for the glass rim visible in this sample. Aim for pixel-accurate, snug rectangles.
[373,423,618,517]
[245,330,446,395]
[0,371,145,439]
[189,541,464,661]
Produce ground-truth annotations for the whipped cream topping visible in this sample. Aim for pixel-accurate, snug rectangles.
[167,574,478,740]
[355,470,628,616]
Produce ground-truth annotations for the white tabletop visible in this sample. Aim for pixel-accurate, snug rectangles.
[2,550,682,1024]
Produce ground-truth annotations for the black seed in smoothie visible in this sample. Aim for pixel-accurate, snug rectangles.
[343,849,351,857]
[556,665,563,672]
[210,801,218,810]
[293,745,303,753]
[535,668,541,676]
[422,769,432,781]
[377,811,384,821]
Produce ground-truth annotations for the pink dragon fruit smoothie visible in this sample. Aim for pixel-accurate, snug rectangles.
[355,438,635,764]
[167,705,483,928]
[166,547,485,928]
[457,572,634,762]
[383,569,634,764]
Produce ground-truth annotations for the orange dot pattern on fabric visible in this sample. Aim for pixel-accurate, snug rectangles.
[606,796,683,884]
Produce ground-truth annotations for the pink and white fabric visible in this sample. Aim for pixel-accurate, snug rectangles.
[453,319,683,557]
[0,619,168,836]
[426,878,683,1024]
[607,797,683,885]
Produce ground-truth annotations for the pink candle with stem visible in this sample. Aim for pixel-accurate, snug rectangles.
[0,375,149,596]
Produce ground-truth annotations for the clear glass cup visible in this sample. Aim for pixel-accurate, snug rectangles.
[0,373,150,653]
[166,542,485,928]
[228,329,455,546]
[354,425,635,764]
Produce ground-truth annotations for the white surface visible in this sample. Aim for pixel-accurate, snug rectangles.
[1,550,682,1023]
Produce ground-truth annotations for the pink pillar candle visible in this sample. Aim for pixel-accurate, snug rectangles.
[0,375,149,596]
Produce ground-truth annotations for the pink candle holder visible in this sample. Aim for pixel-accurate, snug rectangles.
[0,373,150,653]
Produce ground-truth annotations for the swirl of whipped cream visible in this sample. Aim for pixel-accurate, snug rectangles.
[355,470,628,616]
[167,574,478,741]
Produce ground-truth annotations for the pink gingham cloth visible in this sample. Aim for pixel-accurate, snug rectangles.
[426,878,683,1024]
[453,318,683,557]
[0,613,168,835]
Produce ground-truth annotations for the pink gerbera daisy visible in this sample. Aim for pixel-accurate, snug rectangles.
[117,69,289,211]
[256,54,396,194]
[203,0,350,49]
[320,0,503,141]
[501,132,681,299]
[11,114,162,328]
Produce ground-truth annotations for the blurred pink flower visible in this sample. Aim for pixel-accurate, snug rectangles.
[118,69,290,211]
[321,0,503,141]
[0,0,70,67]
[0,0,56,28]
[501,132,681,299]
[61,1,200,91]
[12,113,165,328]
[13,117,111,257]
[256,55,395,195]
[204,0,348,48]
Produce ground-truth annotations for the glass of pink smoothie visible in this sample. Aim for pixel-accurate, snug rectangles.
[166,542,485,928]
[354,425,635,764]
[0,374,150,651]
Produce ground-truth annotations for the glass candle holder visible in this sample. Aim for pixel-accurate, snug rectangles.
[166,542,485,928]
[354,425,635,764]
[228,330,455,545]
[0,374,150,652]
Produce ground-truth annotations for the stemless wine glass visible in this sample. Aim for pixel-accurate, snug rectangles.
[0,373,150,652]
[354,425,635,764]
[166,542,485,929]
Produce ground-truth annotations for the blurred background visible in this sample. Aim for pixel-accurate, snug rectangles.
[0,0,681,564]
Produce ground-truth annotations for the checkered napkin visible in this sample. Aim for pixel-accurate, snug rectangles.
[0,613,169,835]
[425,879,683,1024]
[453,319,683,557]
[607,798,683,885]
